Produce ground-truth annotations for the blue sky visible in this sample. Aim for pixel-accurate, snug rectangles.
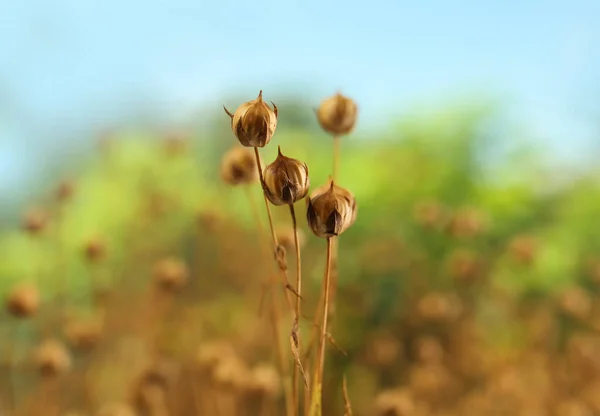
[1,0,600,200]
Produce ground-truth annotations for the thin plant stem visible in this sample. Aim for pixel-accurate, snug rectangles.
[253,147,278,244]
[330,135,341,331]
[289,203,303,415]
[304,273,327,412]
[244,181,294,416]
[269,288,294,416]
[332,135,341,182]
[253,147,296,312]
[317,237,333,395]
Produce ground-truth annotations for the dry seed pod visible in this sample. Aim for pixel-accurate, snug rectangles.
[508,235,538,265]
[22,207,49,235]
[196,340,236,370]
[363,330,403,368]
[414,336,444,364]
[449,249,480,283]
[56,179,76,202]
[220,146,259,185]
[162,131,190,156]
[84,238,107,263]
[212,355,250,391]
[413,200,445,228]
[276,226,306,252]
[223,90,278,148]
[153,257,189,291]
[6,283,39,318]
[316,92,358,136]
[373,389,415,416]
[34,339,72,377]
[64,318,104,351]
[248,363,280,397]
[447,207,487,238]
[559,287,591,319]
[263,146,309,205]
[417,292,462,322]
[306,180,357,238]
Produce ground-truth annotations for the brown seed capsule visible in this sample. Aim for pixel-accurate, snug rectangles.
[153,257,189,291]
[223,90,278,148]
[162,130,190,156]
[263,146,309,205]
[56,179,76,202]
[220,146,259,185]
[363,330,402,368]
[6,283,39,318]
[276,226,305,252]
[34,339,72,377]
[64,318,104,351]
[306,180,357,238]
[508,235,538,265]
[316,92,358,136]
[84,238,107,263]
[373,389,415,416]
[22,208,48,235]
[212,355,250,391]
[248,363,280,397]
[196,340,236,370]
[559,287,591,319]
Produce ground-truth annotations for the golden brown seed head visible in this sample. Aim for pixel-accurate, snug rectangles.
[306,180,357,238]
[559,287,591,319]
[373,389,415,416]
[276,226,305,252]
[248,363,280,397]
[64,318,104,351]
[414,336,444,364]
[417,292,462,322]
[84,238,107,263]
[162,131,190,156]
[363,330,402,368]
[6,283,39,318]
[223,90,278,148]
[212,355,250,391]
[508,235,538,265]
[220,146,259,185]
[196,340,236,370]
[316,92,358,136]
[33,339,72,377]
[22,208,49,235]
[263,146,310,205]
[153,257,189,291]
[56,179,76,202]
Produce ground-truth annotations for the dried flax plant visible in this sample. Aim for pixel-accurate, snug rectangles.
[222,90,358,416]
[262,145,311,410]
[224,91,300,416]
[306,181,357,414]
[220,144,295,415]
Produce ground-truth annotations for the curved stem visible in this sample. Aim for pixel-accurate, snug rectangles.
[317,237,333,392]
[253,147,278,245]
[252,147,295,312]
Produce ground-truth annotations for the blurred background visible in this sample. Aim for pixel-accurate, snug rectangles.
[2,1,600,415]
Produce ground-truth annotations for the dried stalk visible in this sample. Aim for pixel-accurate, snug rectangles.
[244,179,294,416]
[316,238,334,406]
[289,203,304,414]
